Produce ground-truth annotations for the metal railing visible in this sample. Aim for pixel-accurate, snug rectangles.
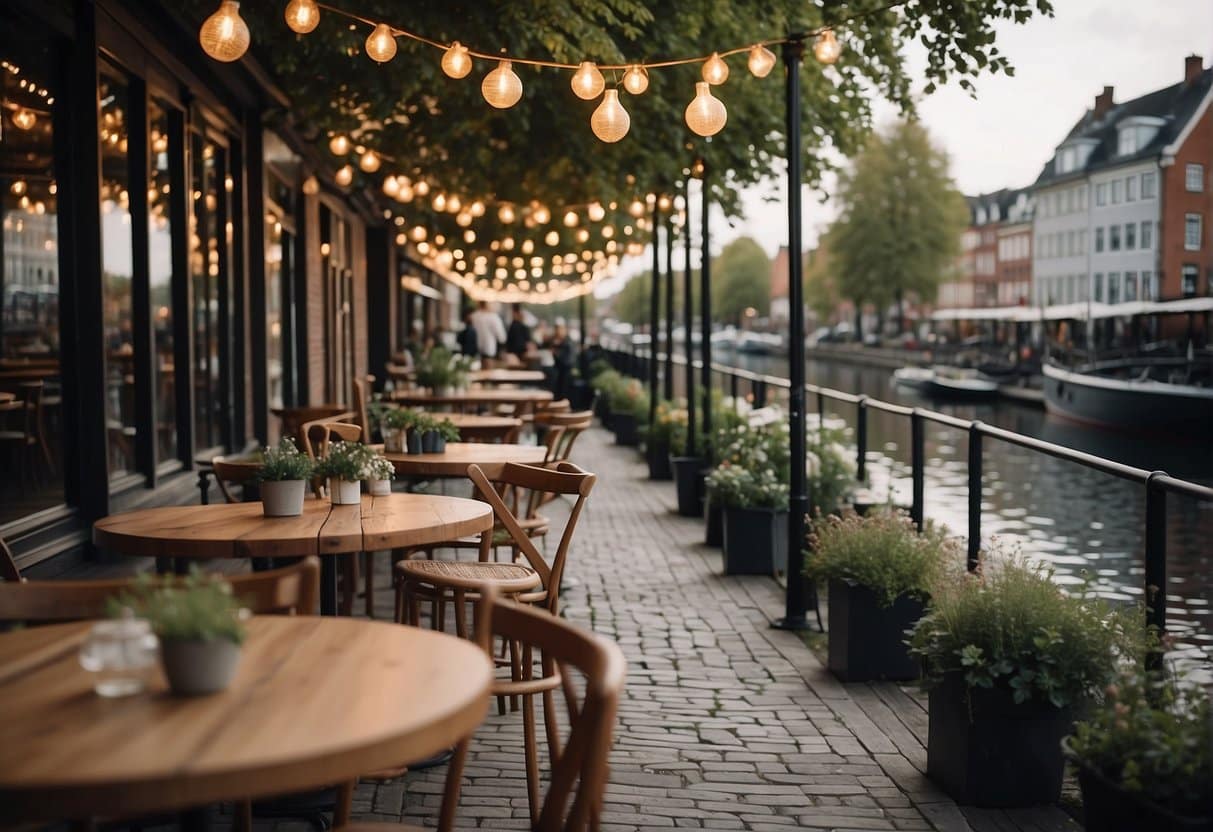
[600,339,1213,637]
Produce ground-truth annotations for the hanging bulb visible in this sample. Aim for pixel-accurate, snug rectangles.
[463,229,476,243]
[702,52,729,85]
[628,199,645,218]
[622,65,649,95]
[587,202,605,222]
[576,228,590,243]
[522,240,535,254]
[563,211,579,228]
[410,225,426,241]
[396,183,414,203]
[199,1,250,63]
[498,204,516,224]
[658,194,672,211]
[334,165,353,186]
[441,41,473,79]
[11,109,36,130]
[590,89,630,143]
[571,62,605,100]
[482,60,523,109]
[470,200,486,217]
[382,176,400,197]
[545,230,560,246]
[748,44,776,78]
[414,180,430,197]
[456,211,473,228]
[359,150,380,172]
[814,29,842,65]
[365,23,397,63]
[284,0,320,34]
[685,82,727,137]
[446,195,462,214]
[602,225,614,238]
[302,175,319,195]
[432,193,447,212]
[532,204,551,225]
[328,135,350,156]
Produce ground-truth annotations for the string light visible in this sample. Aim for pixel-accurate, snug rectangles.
[359,150,381,172]
[685,81,726,137]
[414,180,430,196]
[531,204,551,225]
[657,194,672,211]
[622,64,649,95]
[748,44,776,78]
[365,23,397,63]
[571,62,605,100]
[198,1,250,62]
[702,52,729,85]
[441,41,473,78]
[590,89,630,143]
[814,29,842,64]
[328,135,350,155]
[382,176,400,197]
[482,60,523,109]
[628,199,645,218]
[588,202,605,222]
[284,0,320,34]
[11,109,36,130]
[334,165,353,186]
[563,210,579,228]
[545,230,560,246]
[498,204,516,224]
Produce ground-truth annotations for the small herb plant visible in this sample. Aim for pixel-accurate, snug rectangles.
[806,510,959,607]
[257,437,314,482]
[381,406,421,431]
[314,440,373,482]
[1068,668,1211,818]
[110,569,247,645]
[365,454,395,481]
[415,346,471,390]
[907,555,1147,708]
[432,417,460,442]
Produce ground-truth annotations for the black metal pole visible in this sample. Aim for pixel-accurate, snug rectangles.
[684,179,696,458]
[776,36,810,630]
[699,162,713,461]
[578,292,587,352]
[664,209,675,401]
[649,205,661,457]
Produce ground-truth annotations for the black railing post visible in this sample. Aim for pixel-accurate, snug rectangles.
[699,160,712,461]
[649,204,662,458]
[753,378,766,408]
[684,178,696,458]
[910,408,925,531]
[967,422,983,572]
[730,372,739,402]
[856,396,868,482]
[664,210,675,402]
[1144,471,1168,639]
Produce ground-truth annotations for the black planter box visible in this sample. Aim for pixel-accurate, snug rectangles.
[827,580,923,682]
[927,673,1071,807]
[1072,750,1213,832]
[704,500,723,547]
[722,507,787,576]
[647,440,672,480]
[671,457,704,517]
[570,379,593,410]
[612,412,640,446]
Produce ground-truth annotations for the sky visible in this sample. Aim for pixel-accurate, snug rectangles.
[599,0,1213,296]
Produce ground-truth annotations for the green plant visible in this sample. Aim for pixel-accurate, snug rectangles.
[410,413,437,434]
[610,377,649,419]
[1068,668,1211,818]
[109,569,247,645]
[907,556,1148,708]
[705,463,789,510]
[431,417,460,442]
[366,454,395,481]
[381,406,421,430]
[256,437,314,482]
[314,440,374,481]
[645,399,685,448]
[415,346,471,390]
[806,509,959,606]
[367,395,392,433]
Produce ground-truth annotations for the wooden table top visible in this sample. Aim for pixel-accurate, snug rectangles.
[93,493,492,559]
[0,391,14,404]
[0,617,492,822]
[471,369,547,385]
[429,412,522,430]
[385,442,548,479]
[389,388,553,407]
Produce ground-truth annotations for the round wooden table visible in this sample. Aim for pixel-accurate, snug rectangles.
[385,442,549,480]
[0,617,492,823]
[431,411,522,441]
[389,388,553,413]
[93,494,493,615]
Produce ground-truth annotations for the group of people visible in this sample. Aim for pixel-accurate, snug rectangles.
[458,302,576,397]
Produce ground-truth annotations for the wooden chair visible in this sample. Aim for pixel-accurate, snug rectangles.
[537,411,593,463]
[0,381,49,486]
[211,456,264,504]
[351,377,371,444]
[275,404,350,448]
[0,537,21,582]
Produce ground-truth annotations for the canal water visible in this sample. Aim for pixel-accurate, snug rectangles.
[719,352,1213,673]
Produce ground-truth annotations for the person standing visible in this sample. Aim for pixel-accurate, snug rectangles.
[470,300,507,361]
[549,322,575,400]
[506,304,532,358]
[457,309,479,356]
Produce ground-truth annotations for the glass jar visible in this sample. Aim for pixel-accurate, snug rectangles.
[78,611,159,697]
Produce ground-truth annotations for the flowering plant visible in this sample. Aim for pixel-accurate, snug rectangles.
[256,437,314,482]
[314,440,376,482]
[365,454,395,481]
[381,406,422,431]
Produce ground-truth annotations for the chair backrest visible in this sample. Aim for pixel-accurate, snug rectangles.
[0,537,20,582]
[467,462,595,614]
[538,412,593,463]
[276,405,349,448]
[0,557,320,624]
[351,376,371,443]
[488,597,625,831]
[210,456,263,504]
[540,424,567,464]
[300,416,361,460]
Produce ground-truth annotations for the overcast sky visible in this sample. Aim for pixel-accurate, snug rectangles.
[599,0,1213,296]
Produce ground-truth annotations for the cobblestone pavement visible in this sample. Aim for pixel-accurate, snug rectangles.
[336,427,1079,832]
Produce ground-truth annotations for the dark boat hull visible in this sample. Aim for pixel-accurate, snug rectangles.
[925,377,999,401]
[1043,363,1213,434]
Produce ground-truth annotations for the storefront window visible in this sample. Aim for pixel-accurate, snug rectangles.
[149,100,176,463]
[190,133,226,451]
[266,212,287,413]
[1,29,66,524]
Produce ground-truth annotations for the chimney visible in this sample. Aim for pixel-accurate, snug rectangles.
[1093,85,1115,119]
[1186,54,1204,84]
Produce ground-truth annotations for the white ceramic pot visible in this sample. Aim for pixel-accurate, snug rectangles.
[329,478,362,505]
[260,479,306,517]
[160,638,242,696]
[382,427,404,453]
[368,478,392,496]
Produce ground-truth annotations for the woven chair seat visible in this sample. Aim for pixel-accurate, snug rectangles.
[395,559,541,592]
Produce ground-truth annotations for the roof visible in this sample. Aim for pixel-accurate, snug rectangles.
[1034,67,1213,187]
[966,187,1034,226]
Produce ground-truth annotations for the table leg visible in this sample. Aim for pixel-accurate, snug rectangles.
[197,470,212,505]
[320,555,338,616]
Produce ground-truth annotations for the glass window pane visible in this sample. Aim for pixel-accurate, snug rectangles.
[149,100,176,463]
[266,213,285,413]
[191,134,225,451]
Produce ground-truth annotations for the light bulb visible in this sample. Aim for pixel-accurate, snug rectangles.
[532,204,551,225]
[284,0,319,34]
[748,44,776,78]
[432,193,447,212]
[702,52,729,85]
[441,41,472,79]
[576,228,589,243]
[622,65,649,95]
[658,195,672,212]
[571,61,605,100]
[498,204,516,224]
[545,230,560,246]
[685,82,727,137]
[365,23,397,63]
[522,239,534,254]
[456,211,472,227]
[463,229,476,243]
[447,195,462,213]
[602,225,614,238]
[414,180,430,197]
[396,183,414,203]
[563,210,579,228]
[410,225,426,241]
[482,60,522,109]
[359,150,380,172]
[11,109,36,130]
[590,88,630,143]
[814,29,842,65]
[628,199,645,218]
[470,200,485,217]
[302,175,319,195]
[199,1,250,63]
[328,135,350,155]
[334,165,353,186]
[588,202,605,222]
[382,176,400,197]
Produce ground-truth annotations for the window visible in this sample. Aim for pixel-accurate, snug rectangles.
[1141,171,1156,199]
[1111,179,1123,204]
[1187,163,1205,192]
[1095,227,1104,253]
[1093,273,1104,302]
[1067,230,1076,256]
[149,100,176,464]
[190,134,231,452]
[1186,213,1203,251]
[1078,229,1087,253]
[1065,189,1075,214]
[1096,183,1107,206]
[1125,272,1138,301]
[1140,221,1153,249]
[1078,185,1088,210]
[1126,175,1138,201]
[1107,272,1121,304]
[1141,271,1155,301]
[1109,225,1121,251]
[1182,265,1199,297]
[1125,222,1136,250]
[1118,128,1138,156]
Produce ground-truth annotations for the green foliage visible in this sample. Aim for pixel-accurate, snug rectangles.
[1068,669,1211,818]
[314,439,375,481]
[825,121,970,319]
[591,368,649,418]
[644,399,684,449]
[110,569,247,645]
[908,557,1147,708]
[257,437,314,482]
[806,510,959,606]
[365,454,395,481]
[607,271,654,327]
[415,347,472,390]
[712,237,771,324]
[432,417,461,442]
[381,406,422,430]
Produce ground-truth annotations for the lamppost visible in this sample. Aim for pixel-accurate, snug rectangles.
[683,177,696,458]
[697,157,712,460]
[649,199,662,465]
[664,206,675,402]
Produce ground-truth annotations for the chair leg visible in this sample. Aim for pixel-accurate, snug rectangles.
[234,800,253,832]
[522,692,541,828]
[542,683,561,768]
[334,780,355,827]
[452,588,468,639]
[437,738,471,832]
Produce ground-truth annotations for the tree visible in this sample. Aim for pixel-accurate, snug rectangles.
[827,120,969,333]
[606,271,652,327]
[712,237,770,325]
[804,237,842,322]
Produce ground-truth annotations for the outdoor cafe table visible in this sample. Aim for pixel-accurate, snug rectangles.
[389,387,553,413]
[0,616,492,824]
[384,442,548,480]
[386,366,547,386]
[92,494,492,615]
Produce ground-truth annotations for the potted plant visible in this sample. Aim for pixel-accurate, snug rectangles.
[589,364,620,428]
[907,558,1145,808]
[416,346,470,395]
[111,569,247,696]
[807,510,957,681]
[407,414,432,454]
[422,417,460,453]
[708,463,789,575]
[366,454,395,496]
[1066,667,1211,832]
[380,407,418,453]
[256,437,314,517]
[609,378,647,447]
[315,440,369,505]
[670,417,707,518]
[644,400,680,480]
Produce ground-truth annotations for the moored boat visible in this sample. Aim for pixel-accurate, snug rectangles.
[1043,359,1213,434]
[925,367,1000,400]
[892,366,935,391]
